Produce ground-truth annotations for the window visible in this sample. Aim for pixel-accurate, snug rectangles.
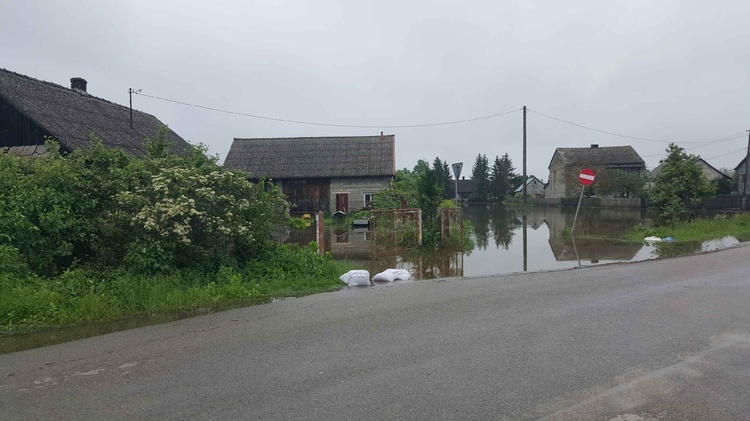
[364,193,374,208]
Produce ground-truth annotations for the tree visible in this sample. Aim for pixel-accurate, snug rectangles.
[594,169,646,198]
[489,153,517,201]
[650,144,715,225]
[470,154,490,202]
[433,157,453,199]
[416,166,442,246]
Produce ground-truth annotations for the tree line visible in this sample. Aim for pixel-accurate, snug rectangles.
[430,154,525,203]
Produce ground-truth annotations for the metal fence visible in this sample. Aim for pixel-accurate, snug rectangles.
[370,208,422,255]
[440,207,464,248]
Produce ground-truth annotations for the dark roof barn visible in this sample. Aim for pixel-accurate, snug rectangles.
[548,145,645,169]
[0,68,189,157]
[224,135,396,179]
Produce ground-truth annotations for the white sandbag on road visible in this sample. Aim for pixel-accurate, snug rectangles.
[372,268,411,282]
[339,270,371,286]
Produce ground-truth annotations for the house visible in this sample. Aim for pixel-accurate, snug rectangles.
[456,177,476,202]
[514,176,545,198]
[0,68,189,157]
[737,157,750,195]
[223,134,395,213]
[651,158,731,182]
[546,144,645,198]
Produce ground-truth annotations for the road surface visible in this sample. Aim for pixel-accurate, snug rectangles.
[2,245,750,420]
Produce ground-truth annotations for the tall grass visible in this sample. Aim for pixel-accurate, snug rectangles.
[1,244,354,333]
[621,213,750,244]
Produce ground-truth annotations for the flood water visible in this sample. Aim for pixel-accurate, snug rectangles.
[314,205,742,280]
[2,205,740,354]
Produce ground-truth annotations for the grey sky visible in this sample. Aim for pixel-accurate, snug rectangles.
[3,0,749,179]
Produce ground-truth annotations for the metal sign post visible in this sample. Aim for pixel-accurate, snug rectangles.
[571,168,595,235]
[451,162,463,202]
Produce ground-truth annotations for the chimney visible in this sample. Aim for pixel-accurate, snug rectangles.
[380,131,384,141]
[591,144,599,148]
[70,77,87,92]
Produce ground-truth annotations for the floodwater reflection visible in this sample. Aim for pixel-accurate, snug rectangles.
[321,205,741,279]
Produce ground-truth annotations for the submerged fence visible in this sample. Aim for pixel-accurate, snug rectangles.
[369,208,422,255]
[440,207,464,248]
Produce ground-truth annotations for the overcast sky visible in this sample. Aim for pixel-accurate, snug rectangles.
[3,0,749,179]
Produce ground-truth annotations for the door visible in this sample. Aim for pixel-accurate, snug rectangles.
[336,193,349,214]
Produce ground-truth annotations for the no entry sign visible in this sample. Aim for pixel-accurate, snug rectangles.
[579,168,596,186]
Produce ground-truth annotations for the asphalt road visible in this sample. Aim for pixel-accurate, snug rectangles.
[2,245,750,420]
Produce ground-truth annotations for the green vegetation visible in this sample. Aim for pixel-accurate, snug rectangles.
[621,214,750,244]
[650,144,715,225]
[593,169,647,198]
[371,161,473,250]
[470,153,490,202]
[0,131,349,333]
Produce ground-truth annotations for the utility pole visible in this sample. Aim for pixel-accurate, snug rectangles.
[522,105,527,206]
[744,129,750,199]
[128,88,141,128]
[128,88,134,128]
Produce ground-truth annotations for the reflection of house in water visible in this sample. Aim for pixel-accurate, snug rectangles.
[329,227,372,259]
[549,238,642,263]
[544,208,646,262]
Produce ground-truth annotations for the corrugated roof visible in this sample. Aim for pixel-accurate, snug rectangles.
[0,68,190,157]
[550,145,645,168]
[224,136,395,179]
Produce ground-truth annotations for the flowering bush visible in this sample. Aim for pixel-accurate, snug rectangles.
[0,130,290,275]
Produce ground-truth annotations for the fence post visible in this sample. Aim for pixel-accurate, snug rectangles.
[316,211,325,255]
[417,209,423,246]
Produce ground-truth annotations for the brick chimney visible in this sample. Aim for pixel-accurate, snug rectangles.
[380,131,384,141]
[70,77,87,92]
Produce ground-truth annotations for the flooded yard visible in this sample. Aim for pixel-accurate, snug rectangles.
[313,205,742,279]
[2,205,740,354]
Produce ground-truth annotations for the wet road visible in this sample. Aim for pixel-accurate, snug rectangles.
[2,245,750,420]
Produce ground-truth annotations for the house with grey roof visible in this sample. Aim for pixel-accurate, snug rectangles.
[455,178,476,202]
[651,157,730,182]
[514,176,545,198]
[736,156,750,195]
[224,134,396,213]
[546,144,645,198]
[0,68,189,157]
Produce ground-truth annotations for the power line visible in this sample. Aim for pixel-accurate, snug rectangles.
[527,108,746,145]
[704,147,749,161]
[134,91,523,129]
[641,133,746,158]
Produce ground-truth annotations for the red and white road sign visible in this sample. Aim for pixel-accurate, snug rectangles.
[579,168,596,186]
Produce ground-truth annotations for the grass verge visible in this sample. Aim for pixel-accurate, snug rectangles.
[621,213,750,244]
[0,244,354,334]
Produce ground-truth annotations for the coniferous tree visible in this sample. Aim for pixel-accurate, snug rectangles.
[470,153,489,202]
[432,157,453,199]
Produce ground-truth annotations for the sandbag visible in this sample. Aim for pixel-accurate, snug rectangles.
[372,268,411,282]
[339,270,371,286]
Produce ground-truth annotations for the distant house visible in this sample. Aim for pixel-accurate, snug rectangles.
[546,144,645,198]
[514,176,545,198]
[456,178,476,202]
[0,68,189,157]
[224,134,395,213]
[737,157,750,195]
[651,158,730,182]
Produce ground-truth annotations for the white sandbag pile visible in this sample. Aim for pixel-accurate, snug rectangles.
[372,268,411,282]
[339,270,371,286]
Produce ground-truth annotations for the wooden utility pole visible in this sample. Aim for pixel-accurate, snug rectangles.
[128,88,134,128]
[523,106,527,206]
[744,129,750,198]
